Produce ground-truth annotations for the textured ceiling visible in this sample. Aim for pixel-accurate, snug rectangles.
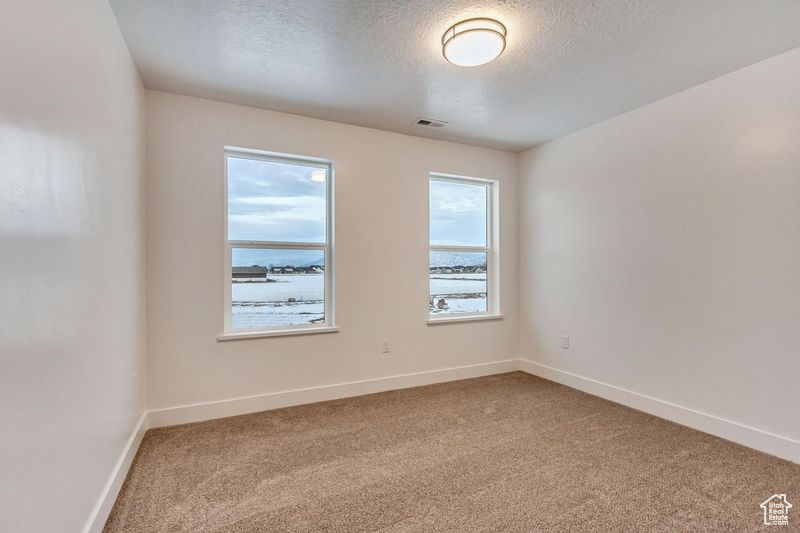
[110,0,800,151]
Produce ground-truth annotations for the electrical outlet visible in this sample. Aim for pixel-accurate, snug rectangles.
[561,336,570,349]
[381,338,391,354]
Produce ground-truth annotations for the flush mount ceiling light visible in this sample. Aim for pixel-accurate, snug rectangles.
[442,17,506,67]
[310,169,326,183]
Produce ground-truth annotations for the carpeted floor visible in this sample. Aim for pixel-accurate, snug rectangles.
[105,372,800,532]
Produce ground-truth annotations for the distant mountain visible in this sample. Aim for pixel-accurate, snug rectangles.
[235,253,484,269]
[232,250,324,269]
[430,253,486,268]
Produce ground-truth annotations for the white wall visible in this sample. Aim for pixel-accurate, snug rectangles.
[145,91,518,413]
[519,48,800,445]
[0,1,146,531]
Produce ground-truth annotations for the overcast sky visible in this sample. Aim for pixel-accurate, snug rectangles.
[228,156,487,267]
[429,179,487,247]
[228,156,326,243]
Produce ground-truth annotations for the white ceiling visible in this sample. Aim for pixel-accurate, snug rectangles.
[110,0,800,151]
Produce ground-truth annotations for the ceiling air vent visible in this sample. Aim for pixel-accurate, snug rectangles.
[416,117,448,128]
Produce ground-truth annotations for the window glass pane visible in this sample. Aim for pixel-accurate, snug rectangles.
[227,156,327,243]
[429,252,487,315]
[429,179,487,246]
[231,248,325,329]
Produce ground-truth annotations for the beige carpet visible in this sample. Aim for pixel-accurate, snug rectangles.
[105,372,800,532]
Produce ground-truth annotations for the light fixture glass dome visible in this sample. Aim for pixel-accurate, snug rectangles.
[310,168,326,183]
[442,18,506,67]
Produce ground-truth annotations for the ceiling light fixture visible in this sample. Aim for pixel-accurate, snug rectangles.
[442,18,506,67]
[310,169,326,183]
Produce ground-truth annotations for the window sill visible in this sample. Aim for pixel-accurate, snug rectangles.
[217,326,339,341]
[427,314,504,326]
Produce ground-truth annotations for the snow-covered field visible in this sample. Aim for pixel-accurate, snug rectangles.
[231,273,487,329]
[232,274,324,328]
[429,273,487,314]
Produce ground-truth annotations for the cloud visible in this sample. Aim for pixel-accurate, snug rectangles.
[430,180,487,246]
[228,157,327,242]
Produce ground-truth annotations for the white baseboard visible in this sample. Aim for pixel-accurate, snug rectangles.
[148,359,519,428]
[518,358,800,464]
[83,411,149,533]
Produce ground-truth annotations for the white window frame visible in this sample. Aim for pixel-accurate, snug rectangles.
[428,173,500,323]
[220,147,336,339]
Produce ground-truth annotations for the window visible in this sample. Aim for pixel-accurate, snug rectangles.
[224,149,333,334]
[429,174,498,319]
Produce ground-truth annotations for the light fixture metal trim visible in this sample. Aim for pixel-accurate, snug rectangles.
[442,17,507,67]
